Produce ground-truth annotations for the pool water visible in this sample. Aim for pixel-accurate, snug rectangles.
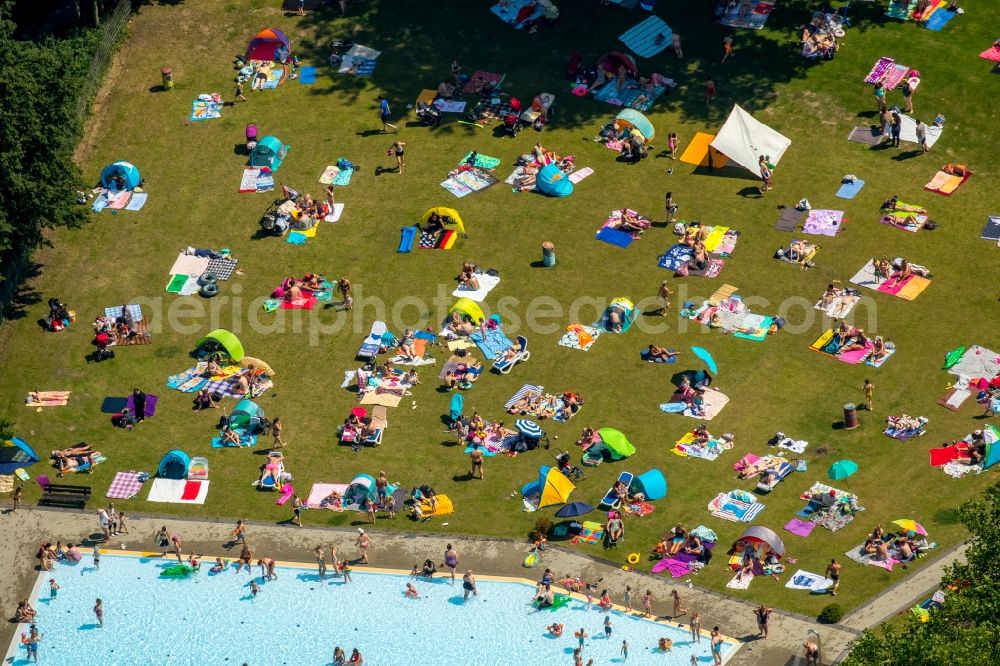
[7,554,738,665]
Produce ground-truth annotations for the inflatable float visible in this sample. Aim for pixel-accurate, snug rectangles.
[160,564,197,578]
[533,594,571,611]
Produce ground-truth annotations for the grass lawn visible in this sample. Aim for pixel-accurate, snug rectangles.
[2,0,998,619]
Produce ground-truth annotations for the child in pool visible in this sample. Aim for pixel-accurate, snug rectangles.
[211,557,227,572]
[657,637,673,652]
[250,580,260,597]
[405,583,420,598]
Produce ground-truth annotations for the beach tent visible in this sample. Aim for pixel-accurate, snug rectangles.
[537,163,573,197]
[615,109,655,141]
[710,105,791,175]
[451,298,485,324]
[0,438,40,475]
[246,27,291,61]
[737,525,785,557]
[521,465,575,509]
[250,136,290,172]
[422,207,466,236]
[343,473,396,507]
[196,329,245,362]
[228,399,266,432]
[100,161,141,191]
[597,51,638,79]
[158,449,191,480]
[983,425,1000,469]
[593,428,636,460]
[631,468,667,500]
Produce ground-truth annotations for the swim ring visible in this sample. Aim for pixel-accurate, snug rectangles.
[523,551,540,568]
[626,552,641,565]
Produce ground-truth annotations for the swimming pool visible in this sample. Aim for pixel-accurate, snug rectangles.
[7,553,739,665]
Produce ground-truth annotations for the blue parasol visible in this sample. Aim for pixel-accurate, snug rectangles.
[691,346,718,374]
[515,419,543,439]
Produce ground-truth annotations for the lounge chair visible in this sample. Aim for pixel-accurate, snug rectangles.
[365,405,388,446]
[357,320,387,360]
[597,471,633,511]
[755,461,795,494]
[492,335,530,374]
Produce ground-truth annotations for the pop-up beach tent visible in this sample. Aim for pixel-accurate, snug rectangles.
[521,465,575,508]
[228,399,266,432]
[422,207,466,236]
[246,27,291,61]
[0,438,39,475]
[250,136,290,172]
[737,524,786,557]
[450,298,485,324]
[100,161,141,191]
[710,105,791,175]
[631,468,667,500]
[158,449,191,480]
[616,109,655,141]
[196,329,245,362]
[537,163,573,197]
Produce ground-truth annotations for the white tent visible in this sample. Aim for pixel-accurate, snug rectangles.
[710,105,791,175]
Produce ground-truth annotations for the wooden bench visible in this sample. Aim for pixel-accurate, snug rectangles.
[37,482,91,509]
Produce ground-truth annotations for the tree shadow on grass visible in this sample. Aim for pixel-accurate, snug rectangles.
[0,262,43,322]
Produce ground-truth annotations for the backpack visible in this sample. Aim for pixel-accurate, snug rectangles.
[337,158,353,171]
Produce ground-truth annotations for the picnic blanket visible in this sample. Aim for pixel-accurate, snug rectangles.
[459,152,501,170]
[105,304,143,323]
[190,98,221,121]
[591,79,666,113]
[306,482,349,510]
[504,384,545,410]
[775,208,804,232]
[462,70,502,95]
[619,15,672,58]
[718,0,775,29]
[441,168,498,198]
[784,518,818,537]
[900,115,943,148]
[946,345,1000,380]
[785,570,832,591]
[451,273,500,302]
[125,193,148,211]
[239,167,273,193]
[864,57,911,89]
[802,209,845,236]
[491,0,542,28]
[558,324,602,352]
[936,387,971,412]
[836,179,865,199]
[847,126,883,146]
[106,471,144,499]
[925,168,971,196]
[979,42,1000,62]
[168,253,210,277]
[982,216,1000,241]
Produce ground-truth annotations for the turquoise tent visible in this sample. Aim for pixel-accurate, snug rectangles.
[615,109,655,141]
[158,449,191,479]
[0,437,39,475]
[100,161,141,191]
[537,163,573,197]
[631,469,667,500]
[228,399,266,432]
[250,136,290,171]
[983,425,1000,469]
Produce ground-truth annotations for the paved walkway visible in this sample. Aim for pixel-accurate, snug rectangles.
[2,509,961,665]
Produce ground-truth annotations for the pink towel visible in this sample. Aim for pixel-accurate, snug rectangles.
[784,518,816,537]
[838,346,872,364]
[651,557,691,578]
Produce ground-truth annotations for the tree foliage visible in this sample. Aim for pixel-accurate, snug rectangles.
[0,1,93,292]
[841,482,1000,665]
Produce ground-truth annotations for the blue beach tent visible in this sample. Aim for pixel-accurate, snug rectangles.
[537,163,573,197]
[631,468,667,500]
[158,449,191,479]
[0,438,40,475]
[100,161,141,191]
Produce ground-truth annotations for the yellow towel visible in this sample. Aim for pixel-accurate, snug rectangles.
[896,276,931,300]
[703,226,730,252]
[810,329,834,351]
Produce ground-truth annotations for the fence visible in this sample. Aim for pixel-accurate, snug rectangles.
[75,0,132,120]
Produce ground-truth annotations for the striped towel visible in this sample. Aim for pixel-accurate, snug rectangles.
[504,384,544,410]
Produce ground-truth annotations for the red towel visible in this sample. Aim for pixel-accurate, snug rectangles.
[281,296,317,310]
[181,481,202,501]
[929,445,960,467]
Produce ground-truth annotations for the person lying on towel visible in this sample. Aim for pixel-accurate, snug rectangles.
[57,452,101,475]
[886,258,930,286]
[646,345,677,363]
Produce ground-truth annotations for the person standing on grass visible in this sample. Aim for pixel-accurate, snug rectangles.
[469,443,485,479]
[826,558,842,596]
[338,278,353,310]
[234,78,246,104]
[916,119,929,153]
[706,78,716,106]
[658,280,674,316]
[722,35,734,63]
[271,418,285,448]
[364,496,376,524]
[670,589,686,618]
[377,95,397,133]
[902,78,914,113]
[864,379,874,411]
[890,110,902,147]
[758,155,773,194]
[667,132,678,159]
[297,0,305,16]
[873,82,886,113]
[11,485,21,512]
[672,33,683,58]
[880,107,893,143]
[665,192,678,223]
[94,598,104,626]
[387,141,406,173]
[755,604,773,639]
[451,59,462,86]
[292,494,303,528]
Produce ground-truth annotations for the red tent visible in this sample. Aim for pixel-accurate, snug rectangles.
[597,51,638,79]
[246,28,291,61]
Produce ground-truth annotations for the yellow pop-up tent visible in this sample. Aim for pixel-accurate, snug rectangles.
[422,207,466,237]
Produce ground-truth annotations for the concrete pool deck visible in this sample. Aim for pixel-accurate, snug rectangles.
[1,507,964,665]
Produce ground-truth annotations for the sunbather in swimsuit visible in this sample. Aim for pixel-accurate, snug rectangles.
[52,444,94,459]
[58,452,99,475]
[448,312,476,336]
[399,330,417,359]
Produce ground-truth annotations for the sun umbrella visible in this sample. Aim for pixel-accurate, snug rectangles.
[691,346,718,374]
[555,501,594,518]
[828,459,859,481]
[892,519,927,536]
[241,356,275,376]
[515,419,543,439]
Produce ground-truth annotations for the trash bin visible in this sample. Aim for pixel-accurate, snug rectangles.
[161,67,174,91]
[843,403,859,429]
[542,241,556,267]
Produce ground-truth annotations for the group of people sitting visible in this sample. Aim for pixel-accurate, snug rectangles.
[511,144,575,192]
[817,282,859,317]
[605,209,651,236]
[775,239,818,267]
[800,11,843,60]
[652,524,710,561]
[272,273,331,302]
[275,186,337,232]
[442,350,483,391]
[51,443,101,476]
[873,255,931,285]
[44,297,73,332]
[453,412,515,448]
[863,524,929,564]
[729,539,782,582]
[92,306,138,344]
[826,322,892,362]
[355,359,420,401]
[201,353,265,398]
[34,540,83,571]
[507,389,581,420]
[950,429,992,465]
[419,211,458,247]
[673,376,711,415]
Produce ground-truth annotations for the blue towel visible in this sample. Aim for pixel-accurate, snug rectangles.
[286,231,307,245]
[299,66,316,84]
[641,349,676,364]
[925,8,956,31]
[331,167,354,186]
[596,227,634,248]
[658,402,687,413]
[657,244,693,270]
[835,179,865,200]
[398,226,416,253]
[619,15,672,58]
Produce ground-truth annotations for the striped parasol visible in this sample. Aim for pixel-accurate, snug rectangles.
[515,419,543,439]
[240,356,275,376]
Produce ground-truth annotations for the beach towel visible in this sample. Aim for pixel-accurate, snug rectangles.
[25,391,72,407]
[318,165,340,185]
[925,169,971,196]
[491,0,542,28]
[671,432,729,460]
[785,570,832,591]
[679,132,729,167]
[652,557,693,578]
[504,384,545,410]
[619,15,672,58]
[211,431,257,448]
[239,168,261,193]
[124,193,148,211]
[558,325,602,352]
[803,209,845,236]
[146,478,209,504]
[322,202,345,223]
[980,42,1000,62]
[847,126,883,146]
[105,471,143,499]
[718,0,775,29]
[878,275,931,300]
[306,482,350,510]
[733,315,773,342]
[451,273,500,302]
[169,253,210,277]
[359,392,402,408]
[784,518,817,537]
[569,167,593,184]
[709,491,765,523]
[900,115,943,148]
[836,179,865,199]
[815,294,860,319]
[331,165,354,186]
[260,65,285,89]
[462,70,502,94]
[190,99,221,121]
[470,327,513,359]
[682,388,729,421]
[299,65,316,85]
[981,216,1000,241]
[459,152,501,170]
[596,227,634,248]
[726,573,754,589]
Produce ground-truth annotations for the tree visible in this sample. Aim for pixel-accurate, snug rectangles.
[841,482,1000,665]
[0,2,93,306]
